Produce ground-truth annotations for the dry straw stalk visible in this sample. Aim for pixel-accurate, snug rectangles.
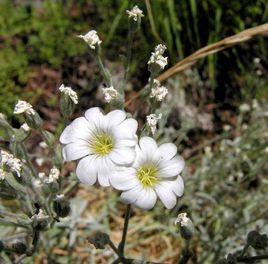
[125,23,268,107]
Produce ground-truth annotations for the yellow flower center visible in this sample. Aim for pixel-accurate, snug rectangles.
[91,134,114,156]
[137,165,158,188]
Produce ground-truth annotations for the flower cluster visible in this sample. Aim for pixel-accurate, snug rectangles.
[150,79,168,101]
[60,108,185,210]
[146,113,162,134]
[78,30,102,50]
[59,84,78,104]
[14,100,35,115]
[148,44,168,70]
[0,150,23,179]
[102,86,119,103]
[126,6,144,21]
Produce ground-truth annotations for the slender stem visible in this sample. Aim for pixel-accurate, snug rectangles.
[96,53,112,86]
[179,240,192,264]
[118,204,131,258]
[109,239,120,256]
[20,143,36,178]
[240,244,249,257]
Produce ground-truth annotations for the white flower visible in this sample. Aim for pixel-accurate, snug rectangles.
[39,141,47,149]
[150,79,168,101]
[14,100,35,115]
[0,150,23,178]
[78,30,102,50]
[60,107,138,187]
[146,113,162,134]
[110,137,185,210]
[239,103,250,113]
[21,123,30,132]
[102,86,119,103]
[59,84,78,104]
[126,5,144,21]
[254,57,261,64]
[175,213,190,227]
[46,167,60,183]
[148,44,168,69]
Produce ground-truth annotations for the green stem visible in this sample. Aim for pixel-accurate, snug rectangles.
[118,204,131,258]
[20,143,36,178]
[96,53,112,86]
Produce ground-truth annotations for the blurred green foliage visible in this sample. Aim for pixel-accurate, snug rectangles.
[0,0,267,115]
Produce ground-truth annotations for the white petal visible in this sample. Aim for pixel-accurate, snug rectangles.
[120,185,142,204]
[110,167,139,190]
[158,143,177,161]
[85,107,104,126]
[116,137,138,147]
[60,117,92,144]
[97,157,113,187]
[134,188,157,210]
[172,176,184,197]
[62,141,90,161]
[76,155,97,185]
[116,118,138,137]
[105,110,126,127]
[109,147,136,166]
[139,137,158,155]
[155,183,177,209]
[158,155,185,178]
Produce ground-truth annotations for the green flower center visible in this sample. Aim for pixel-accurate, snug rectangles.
[91,134,114,156]
[137,165,158,188]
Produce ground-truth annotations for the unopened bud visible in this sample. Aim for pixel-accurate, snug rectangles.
[175,213,195,240]
[226,254,237,264]
[59,84,78,118]
[14,124,30,142]
[247,230,267,249]
[11,240,27,254]
[25,111,43,129]
[53,194,71,218]
[0,241,4,252]
[31,209,49,231]
[88,231,110,249]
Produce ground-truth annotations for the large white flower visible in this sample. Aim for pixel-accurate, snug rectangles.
[110,137,185,210]
[60,107,138,187]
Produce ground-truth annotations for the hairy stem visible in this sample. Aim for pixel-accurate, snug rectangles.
[118,204,131,259]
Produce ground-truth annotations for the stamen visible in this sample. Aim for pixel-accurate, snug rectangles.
[137,165,158,188]
[90,134,114,156]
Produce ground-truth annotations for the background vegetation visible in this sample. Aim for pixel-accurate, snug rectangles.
[0,0,267,263]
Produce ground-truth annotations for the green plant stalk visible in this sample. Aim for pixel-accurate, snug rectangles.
[118,204,131,259]
[96,52,113,86]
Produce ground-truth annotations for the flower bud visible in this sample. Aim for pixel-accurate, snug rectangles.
[226,254,237,264]
[88,231,110,249]
[59,84,78,118]
[126,6,144,32]
[53,194,71,218]
[247,230,267,249]
[13,124,30,142]
[175,213,195,240]
[11,240,27,254]
[31,209,49,231]
[25,111,43,130]
[0,240,5,252]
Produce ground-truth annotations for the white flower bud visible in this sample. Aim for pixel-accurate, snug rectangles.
[102,86,119,103]
[46,167,60,183]
[126,6,144,21]
[146,113,162,135]
[78,30,102,50]
[148,44,168,73]
[21,123,30,132]
[14,100,35,115]
[150,79,168,101]
[175,213,195,240]
[239,103,250,113]
[59,84,78,104]
[0,150,22,178]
